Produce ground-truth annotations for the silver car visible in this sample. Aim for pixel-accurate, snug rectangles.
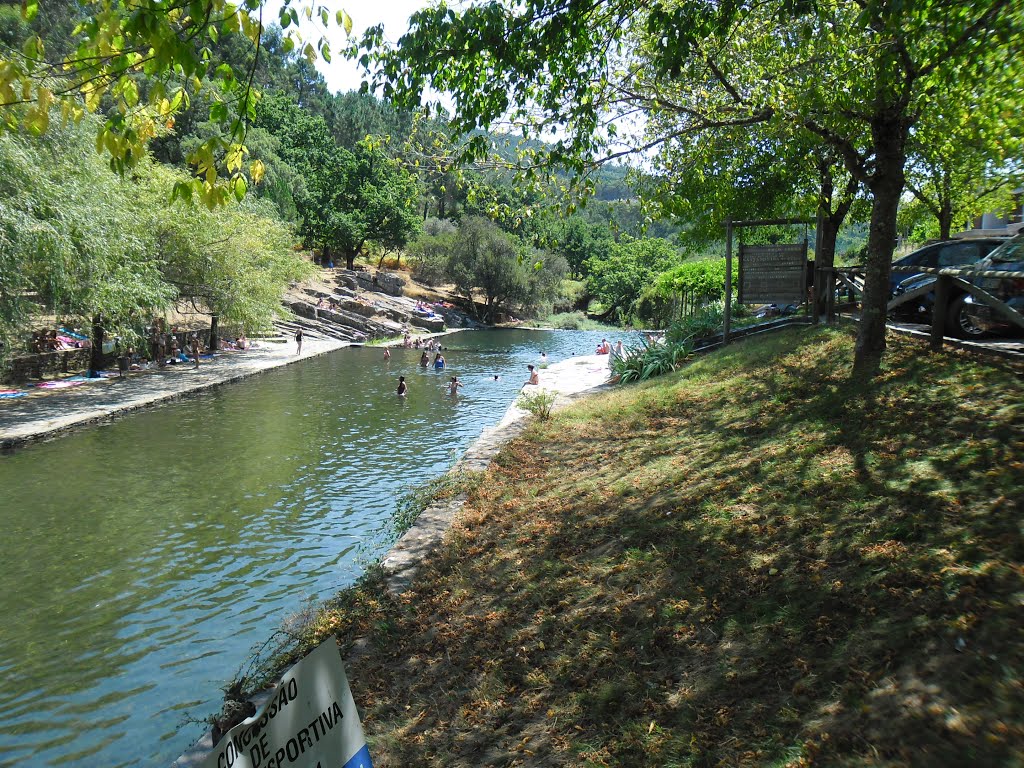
[962,235,1024,335]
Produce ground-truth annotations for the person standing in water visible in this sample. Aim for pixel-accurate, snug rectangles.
[383,347,391,360]
[420,350,429,367]
[448,376,463,395]
[397,376,408,396]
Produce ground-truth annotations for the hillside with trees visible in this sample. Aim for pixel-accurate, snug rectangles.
[0,0,1020,365]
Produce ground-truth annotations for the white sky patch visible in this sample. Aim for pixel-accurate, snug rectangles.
[260,0,440,96]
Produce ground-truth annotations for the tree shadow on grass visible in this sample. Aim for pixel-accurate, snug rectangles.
[342,328,1022,767]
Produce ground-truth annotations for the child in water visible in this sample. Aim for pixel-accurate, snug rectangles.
[448,376,463,395]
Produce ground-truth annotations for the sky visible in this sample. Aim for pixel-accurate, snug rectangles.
[262,0,434,95]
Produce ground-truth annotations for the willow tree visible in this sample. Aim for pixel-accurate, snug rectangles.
[359,0,1022,376]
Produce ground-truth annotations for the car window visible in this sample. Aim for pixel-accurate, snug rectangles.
[987,236,1024,263]
[936,243,981,267]
[900,245,938,268]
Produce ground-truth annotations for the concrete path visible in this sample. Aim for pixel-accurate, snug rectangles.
[0,336,346,449]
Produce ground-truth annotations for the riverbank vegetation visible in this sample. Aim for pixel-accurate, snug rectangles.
[241,325,1023,766]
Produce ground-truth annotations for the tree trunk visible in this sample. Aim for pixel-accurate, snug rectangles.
[816,215,838,317]
[938,201,953,241]
[208,314,219,351]
[89,315,104,376]
[855,116,907,378]
[346,251,356,271]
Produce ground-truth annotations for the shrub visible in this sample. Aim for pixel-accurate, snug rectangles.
[665,302,725,344]
[517,389,558,419]
[543,311,614,330]
[612,338,693,384]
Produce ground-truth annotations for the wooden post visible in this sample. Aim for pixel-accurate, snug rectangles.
[724,220,733,343]
[930,274,951,351]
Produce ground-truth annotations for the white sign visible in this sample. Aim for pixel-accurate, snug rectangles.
[202,639,372,768]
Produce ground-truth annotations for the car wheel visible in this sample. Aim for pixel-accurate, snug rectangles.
[947,294,986,339]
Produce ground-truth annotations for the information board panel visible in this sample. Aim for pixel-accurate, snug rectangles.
[738,242,808,305]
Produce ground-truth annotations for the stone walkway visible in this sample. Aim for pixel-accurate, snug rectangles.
[0,336,347,449]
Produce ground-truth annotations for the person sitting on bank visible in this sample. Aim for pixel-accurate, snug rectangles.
[524,364,540,386]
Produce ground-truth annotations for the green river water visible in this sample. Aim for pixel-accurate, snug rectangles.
[0,329,623,767]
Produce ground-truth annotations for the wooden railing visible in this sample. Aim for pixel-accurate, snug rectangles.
[828,264,1024,350]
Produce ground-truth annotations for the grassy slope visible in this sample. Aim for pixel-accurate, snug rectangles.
[299,326,1022,767]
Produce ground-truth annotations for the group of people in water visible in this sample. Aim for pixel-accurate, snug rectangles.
[389,336,542,398]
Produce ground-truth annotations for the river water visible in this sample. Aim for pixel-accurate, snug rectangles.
[0,329,623,767]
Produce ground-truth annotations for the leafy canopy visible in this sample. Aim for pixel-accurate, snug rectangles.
[0,0,352,207]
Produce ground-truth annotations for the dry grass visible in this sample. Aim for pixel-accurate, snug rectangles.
[270,326,1023,767]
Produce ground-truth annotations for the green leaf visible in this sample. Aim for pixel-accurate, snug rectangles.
[337,10,353,35]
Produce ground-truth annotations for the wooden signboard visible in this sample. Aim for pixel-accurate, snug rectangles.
[738,242,808,305]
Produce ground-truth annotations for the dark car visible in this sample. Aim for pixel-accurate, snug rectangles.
[888,237,1008,337]
[962,235,1024,335]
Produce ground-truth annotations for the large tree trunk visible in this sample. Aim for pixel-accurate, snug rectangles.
[816,213,838,317]
[938,200,953,241]
[89,315,104,376]
[814,167,857,318]
[855,115,908,378]
[208,314,219,351]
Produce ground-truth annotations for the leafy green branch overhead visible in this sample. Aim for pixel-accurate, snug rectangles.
[358,0,1023,376]
[0,0,352,208]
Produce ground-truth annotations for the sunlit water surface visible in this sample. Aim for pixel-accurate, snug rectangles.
[0,329,626,767]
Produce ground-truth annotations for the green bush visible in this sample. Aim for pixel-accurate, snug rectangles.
[517,388,558,419]
[665,302,725,344]
[612,338,693,383]
[543,311,614,330]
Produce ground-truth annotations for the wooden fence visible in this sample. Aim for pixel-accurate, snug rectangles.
[828,264,1024,350]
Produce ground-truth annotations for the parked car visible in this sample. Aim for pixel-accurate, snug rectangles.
[888,237,1008,337]
[961,235,1024,335]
